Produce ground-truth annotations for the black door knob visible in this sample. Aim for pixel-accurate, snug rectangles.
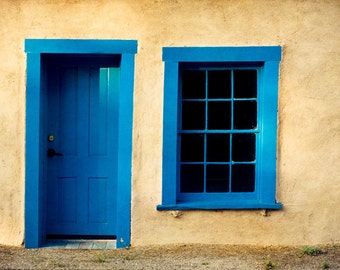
[47,148,64,157]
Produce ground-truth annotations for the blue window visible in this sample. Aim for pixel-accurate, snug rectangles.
[158,47,282,210]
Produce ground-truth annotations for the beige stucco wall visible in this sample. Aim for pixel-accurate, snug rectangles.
[0,0,339,247]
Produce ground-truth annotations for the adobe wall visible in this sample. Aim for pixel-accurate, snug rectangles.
[0,0,339,246]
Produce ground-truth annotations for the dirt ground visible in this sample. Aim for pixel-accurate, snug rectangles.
[0,243,339,269]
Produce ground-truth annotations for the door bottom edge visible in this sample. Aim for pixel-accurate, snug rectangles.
[47,234,116,240]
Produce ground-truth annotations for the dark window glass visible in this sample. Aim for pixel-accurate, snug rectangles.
[231,164,255,192]
[234,70,257,98]
[234,100,257,129]
[208,101,231,130]
[180,68,258,195]
[207,134,230,162]
[206,165,229,192]
[182,101,205,130]
[182,70,206,99]
[180,164,204,193]
[208,70,231,99]
[232,133,255,161]
[181,134,204,162]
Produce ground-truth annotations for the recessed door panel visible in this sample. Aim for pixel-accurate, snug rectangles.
[89,68,109,156]
[57,177,77,223]
[59,67,78,156]
[89,177,108,223]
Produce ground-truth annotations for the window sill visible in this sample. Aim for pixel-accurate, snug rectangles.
[157,201,282,211]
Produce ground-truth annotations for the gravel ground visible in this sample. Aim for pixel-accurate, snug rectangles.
[0,244,339,269]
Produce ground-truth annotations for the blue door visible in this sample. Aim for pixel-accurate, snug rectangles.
[46,56,119,236]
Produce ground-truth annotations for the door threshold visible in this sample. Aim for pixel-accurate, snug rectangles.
[42,239,116,249]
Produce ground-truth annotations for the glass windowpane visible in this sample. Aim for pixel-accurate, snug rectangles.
[180,164,204,193]
[234,100,257,129]
[181,134,204,162]
[208,70,231,99]
[208,101,231,130]
[207,134,230,162]
[231,164,255,192]
[182,101,205,130]
[232,133,255,161]
[206,165,229,192]
[182,70,206,99]
[234,70,257,98]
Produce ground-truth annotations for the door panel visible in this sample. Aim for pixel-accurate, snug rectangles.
[46,58,119,236]
[89,177,108,223]
[57,177,77,223]
[89,68,108,156]
[59,67,78,156]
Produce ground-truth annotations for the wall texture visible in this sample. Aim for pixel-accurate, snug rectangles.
[0,0,339,246]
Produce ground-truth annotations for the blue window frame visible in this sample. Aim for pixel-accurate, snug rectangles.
[158,46,282,210]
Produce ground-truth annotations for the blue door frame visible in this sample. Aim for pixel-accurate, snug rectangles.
[25,39,137,248]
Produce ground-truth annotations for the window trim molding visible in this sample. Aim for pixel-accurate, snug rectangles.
[25,39,137,248]
[158,46,282,210]
[162,46,282,62]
